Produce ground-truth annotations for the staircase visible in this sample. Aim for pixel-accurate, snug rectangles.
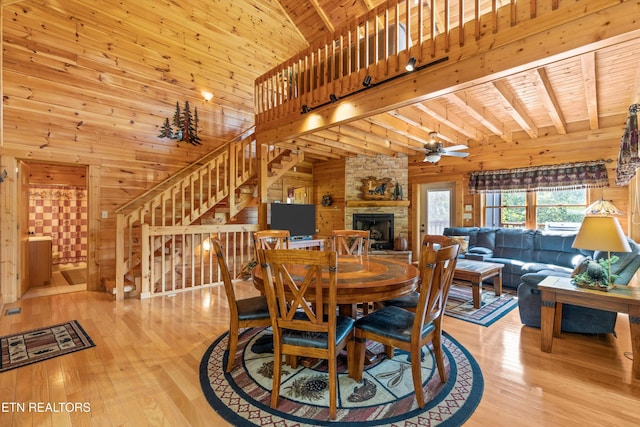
[112,128,303,300]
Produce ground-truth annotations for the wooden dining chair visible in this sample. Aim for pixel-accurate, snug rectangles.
[253,230,290,250]
[212,239,272,373]
[257,248,356,420]
[331,229,370,255]
[378,234,458,311]
[352,241,459,408]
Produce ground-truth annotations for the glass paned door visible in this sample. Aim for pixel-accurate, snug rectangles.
[420,183,455,238]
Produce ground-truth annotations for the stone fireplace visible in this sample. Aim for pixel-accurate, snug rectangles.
[345,154,409,242]
[353,213,394,249]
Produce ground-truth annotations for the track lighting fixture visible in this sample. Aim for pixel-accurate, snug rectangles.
[362,75,372,87]
[301,104,310,114]
[405,57,416,71]
[329,94,338,103]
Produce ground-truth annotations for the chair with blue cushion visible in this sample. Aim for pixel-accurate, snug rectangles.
[258,248,355,420]
[353,241,459,408]
[213,239,272,373]
[378,234,458,311]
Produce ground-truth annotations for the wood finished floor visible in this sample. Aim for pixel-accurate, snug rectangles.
[1,282,639,426]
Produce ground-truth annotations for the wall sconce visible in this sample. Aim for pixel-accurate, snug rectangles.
[405,57,416,71]
[329,94,338,103]
[201,91,213,102]
[362,75,372,87]
[202,238,211,251]
[301,104,310,114]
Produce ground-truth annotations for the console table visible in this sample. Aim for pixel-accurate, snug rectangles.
[538,276,640,380]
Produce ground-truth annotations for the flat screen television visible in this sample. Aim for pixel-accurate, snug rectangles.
[270,203,316,240]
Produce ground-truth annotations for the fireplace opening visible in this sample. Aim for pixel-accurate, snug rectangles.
[353,213,394,250]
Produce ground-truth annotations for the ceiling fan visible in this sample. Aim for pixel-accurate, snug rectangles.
[423,132,469,163]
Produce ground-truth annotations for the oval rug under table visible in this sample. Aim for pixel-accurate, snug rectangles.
[199,327,483,426]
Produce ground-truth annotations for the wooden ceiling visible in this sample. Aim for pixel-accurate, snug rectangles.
[2,1,639,168]
[268,0,640,164]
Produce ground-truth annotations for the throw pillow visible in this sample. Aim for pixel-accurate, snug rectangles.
[450,235,469,254]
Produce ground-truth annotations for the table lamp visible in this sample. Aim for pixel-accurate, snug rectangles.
[572,216,631,290]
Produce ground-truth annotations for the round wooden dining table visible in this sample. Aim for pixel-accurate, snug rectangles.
[252,255,420,316]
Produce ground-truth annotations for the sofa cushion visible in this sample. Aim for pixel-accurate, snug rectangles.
[532,230,589,269]
[476,228,497,250]
[493,228,534,261]
[522,262,574,275]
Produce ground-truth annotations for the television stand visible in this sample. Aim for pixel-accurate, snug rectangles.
[289,238,325,250]
[290,235,312,241]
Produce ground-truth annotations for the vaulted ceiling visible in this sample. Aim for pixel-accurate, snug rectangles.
[268,1,640,165]
[2,0,639,168]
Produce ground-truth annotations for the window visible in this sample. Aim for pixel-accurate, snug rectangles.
[484,189,586,230]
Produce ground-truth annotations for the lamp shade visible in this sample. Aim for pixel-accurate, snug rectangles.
[584,199,623,216]
[572,216,631,253]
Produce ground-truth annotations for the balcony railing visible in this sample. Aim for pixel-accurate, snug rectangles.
[255,0,558,125]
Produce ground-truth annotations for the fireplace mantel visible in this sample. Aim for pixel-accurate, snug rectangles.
[346,200,410,207]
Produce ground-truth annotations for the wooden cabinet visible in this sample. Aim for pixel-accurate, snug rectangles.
[29,238,52,286]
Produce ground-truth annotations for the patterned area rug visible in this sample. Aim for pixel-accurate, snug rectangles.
[0,320,95,373]
[200,327,483,426]
[445,282,519,327]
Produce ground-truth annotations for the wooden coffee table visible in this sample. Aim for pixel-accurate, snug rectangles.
[453,259,504,308]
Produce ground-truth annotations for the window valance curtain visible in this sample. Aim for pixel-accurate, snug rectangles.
[468,160,609,194]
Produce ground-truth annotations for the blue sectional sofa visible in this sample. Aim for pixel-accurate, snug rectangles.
[443,226,640,334]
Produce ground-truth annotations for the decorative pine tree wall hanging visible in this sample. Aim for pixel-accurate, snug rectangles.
[158,101,202,145]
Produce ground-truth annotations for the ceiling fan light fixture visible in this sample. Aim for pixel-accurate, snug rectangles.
[424,153,441,163]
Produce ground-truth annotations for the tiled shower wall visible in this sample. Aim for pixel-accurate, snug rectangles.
[29,185,88,264]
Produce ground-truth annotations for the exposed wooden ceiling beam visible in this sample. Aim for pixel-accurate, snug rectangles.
[314,129,398,156]
[410,102,478,142]
[344,120,421,155]
[365,114,431,147]
[310,0,335,34]
[333,124,400,152]
[275,139,342,160]
[529,68,567,135]
[446,92,511,143]
[581,51,599,130]
[302,131,388,157]
[493,80,538,139]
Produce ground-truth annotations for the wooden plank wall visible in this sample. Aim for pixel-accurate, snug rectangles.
[313,159,346,239]
[0,0,306,302]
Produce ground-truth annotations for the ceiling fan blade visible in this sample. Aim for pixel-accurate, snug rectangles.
[444,144,469,151]
[442,151,469,157]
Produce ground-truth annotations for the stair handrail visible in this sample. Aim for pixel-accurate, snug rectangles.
[115,126,255,217]
[114,127,257,300]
